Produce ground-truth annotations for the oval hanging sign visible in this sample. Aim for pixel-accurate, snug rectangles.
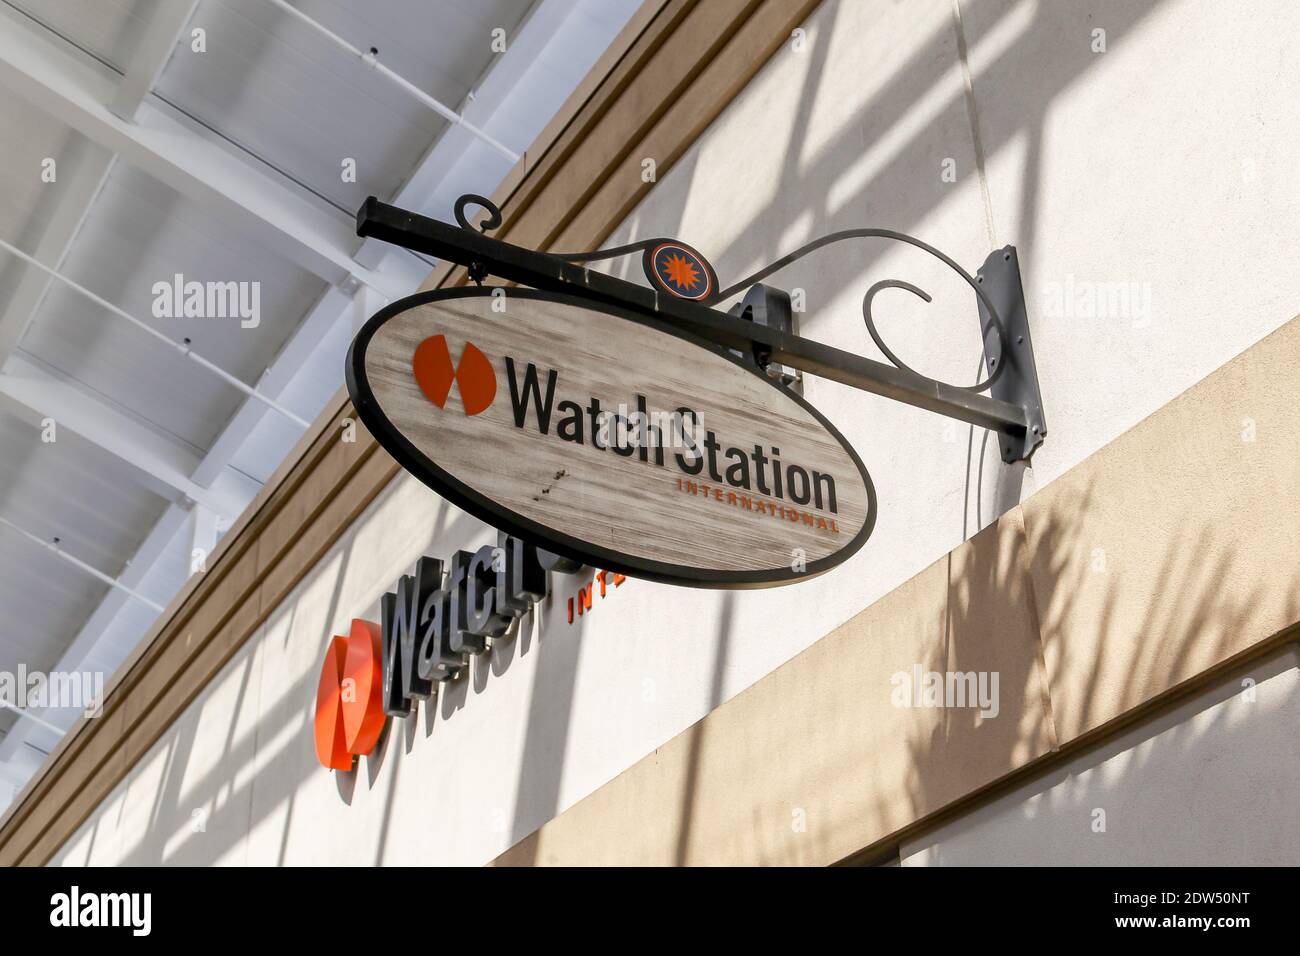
[346,288,875,588]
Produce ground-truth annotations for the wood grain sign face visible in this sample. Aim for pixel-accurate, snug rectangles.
[347,288,876,587]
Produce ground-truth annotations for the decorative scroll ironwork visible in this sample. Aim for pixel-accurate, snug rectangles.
[453,194,502,233]
[452,194,1008,395]
[708,229,1008,393]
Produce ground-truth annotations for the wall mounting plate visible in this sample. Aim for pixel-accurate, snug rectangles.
[977,246,1046,463]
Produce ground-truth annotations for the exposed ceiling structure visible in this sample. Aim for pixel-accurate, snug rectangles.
[0,0,641,810]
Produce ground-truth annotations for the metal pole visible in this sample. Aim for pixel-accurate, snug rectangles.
[262,0,520,163]
[0,515,166,614]
[0,701,64,736]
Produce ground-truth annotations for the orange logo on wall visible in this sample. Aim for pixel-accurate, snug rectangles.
[314,619,386,770]
[412,334,496,415]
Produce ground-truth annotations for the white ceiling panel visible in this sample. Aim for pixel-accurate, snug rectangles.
[227,293,351,482]
[153,0,536,213]
[6,0,163,69]
[16,160,326,449]
[0,525,103,740]
[0,90,80,247]
[0,410,171,571]
[0,407,170,720]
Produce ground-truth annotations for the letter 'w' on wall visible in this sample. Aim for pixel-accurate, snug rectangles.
[347,288,876,587]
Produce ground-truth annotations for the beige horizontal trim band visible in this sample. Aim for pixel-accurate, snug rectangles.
[0,0,825,866]
[490,313,1300,865]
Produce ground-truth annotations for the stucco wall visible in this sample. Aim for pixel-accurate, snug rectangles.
[900,648,1300,866]
[51,0,1300,865]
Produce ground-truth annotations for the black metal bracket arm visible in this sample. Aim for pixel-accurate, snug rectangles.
[356,196,1047,463]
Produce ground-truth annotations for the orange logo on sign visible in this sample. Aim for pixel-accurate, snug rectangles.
[648,242,713,300]
[412,334,496,415]
[314,619,386,770]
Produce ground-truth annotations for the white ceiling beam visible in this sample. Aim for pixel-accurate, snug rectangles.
[351,282,388,333]
[353,0,588,269]
[110,0,200,121]
[0,357,245,518]
[0,6,414,299]
[186,503,218,577]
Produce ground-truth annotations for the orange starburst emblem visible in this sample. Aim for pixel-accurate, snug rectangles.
[660,253,700,292]
[645,242,714,300]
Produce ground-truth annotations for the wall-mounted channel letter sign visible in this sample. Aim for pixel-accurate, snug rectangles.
[347,288,876,588]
